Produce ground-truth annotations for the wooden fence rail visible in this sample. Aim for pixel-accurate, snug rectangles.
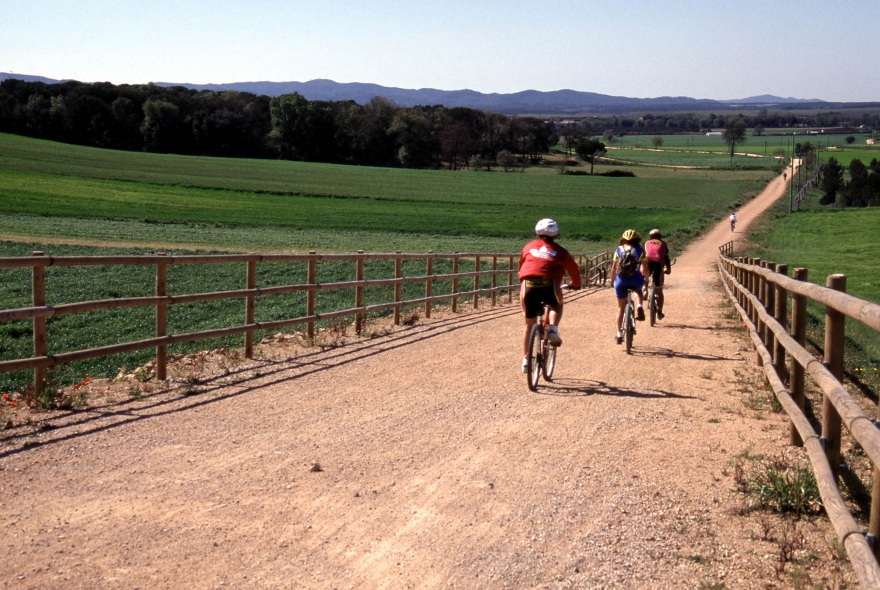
[1,249,611,395]
[718,242,880,587]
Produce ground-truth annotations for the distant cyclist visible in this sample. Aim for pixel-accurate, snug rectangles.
[611,229,648,344]
[729,213,737,233]
[518,218,582,373]
[644,228,672,320]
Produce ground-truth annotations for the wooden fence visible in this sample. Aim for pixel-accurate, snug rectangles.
[0,249,612,394]
[718,242,880,587]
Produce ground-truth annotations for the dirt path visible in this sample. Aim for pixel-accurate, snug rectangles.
[1,171,850,589]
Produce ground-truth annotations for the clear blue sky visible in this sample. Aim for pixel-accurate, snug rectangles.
[3,0,877,102]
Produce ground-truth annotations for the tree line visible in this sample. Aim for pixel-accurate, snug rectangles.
[0,79,557,169]
[820,157,880,207]
[567,108,880,138]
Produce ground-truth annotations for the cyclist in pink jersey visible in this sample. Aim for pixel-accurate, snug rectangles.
[644,229,672,320]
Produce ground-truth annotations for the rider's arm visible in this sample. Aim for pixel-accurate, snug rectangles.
[563,254,582,289]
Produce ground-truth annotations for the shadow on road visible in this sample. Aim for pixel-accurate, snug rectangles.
[533,377,696,400]
[626,345,740,362]
[3,290,619,458]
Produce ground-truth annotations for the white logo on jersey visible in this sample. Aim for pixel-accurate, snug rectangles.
[529,245,556,260]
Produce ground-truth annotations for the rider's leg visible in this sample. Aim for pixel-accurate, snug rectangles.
[547,305,562,327]
[616,297,627,333]
[523,317,537,357]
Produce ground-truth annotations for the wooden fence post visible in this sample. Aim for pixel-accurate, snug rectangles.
[508,255,514,302]
[823,274,847,478]
[491,256,497,307]
[763,261,776,353]
[307,252,316,340]
[156,253,168,380]
[473,255,480,309]
[393,252,402,325]
[751,258,762,366]
[244,257,256,360]
[737,258,746,308]
[872,405,880,558]
[773,264,788,381]
[451,254,459,313]
[355,252,364,334]
[789,267,808,446]
[424,252,433,319]
[31,251,47,396]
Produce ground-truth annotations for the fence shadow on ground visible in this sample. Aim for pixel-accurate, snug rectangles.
[0,306,505,456]
[2,289,613,459]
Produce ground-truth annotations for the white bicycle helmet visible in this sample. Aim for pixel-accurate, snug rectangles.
[535,218,559,238]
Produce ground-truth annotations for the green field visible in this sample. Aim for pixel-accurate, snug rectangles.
[0,132,773,254]
[0,132,775,394]
[606,132,879,168]
[744,193,880,386]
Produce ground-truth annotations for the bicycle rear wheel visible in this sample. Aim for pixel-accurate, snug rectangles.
[624,303,634,354]
[649,284,657,326]
[542,338,557,381]
[526,323,542,391]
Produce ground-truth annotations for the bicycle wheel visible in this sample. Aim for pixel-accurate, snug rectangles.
[526,323,543,391]
[624,302,634,354]
[649,284,657,326]
[542,337,557,381]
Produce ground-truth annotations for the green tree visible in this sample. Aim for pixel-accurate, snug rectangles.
[268,92,309,159]
[819,157,843,205]
[651,135,663,148]
[575,138,607,175]
[388,108,436,168]
[140,98,183,152]
[722,120,747,163]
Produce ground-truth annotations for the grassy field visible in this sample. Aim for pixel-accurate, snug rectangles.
[608,132,879,168]
[743,192,880,388]
[0,132,773,253]
[0,132,775,394]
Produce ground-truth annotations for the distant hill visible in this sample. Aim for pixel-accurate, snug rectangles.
[0,72,836,115]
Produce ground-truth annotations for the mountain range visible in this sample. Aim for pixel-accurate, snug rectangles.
[0,72,833,115]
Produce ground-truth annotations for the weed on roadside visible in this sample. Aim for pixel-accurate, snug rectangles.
[734,452,822,516]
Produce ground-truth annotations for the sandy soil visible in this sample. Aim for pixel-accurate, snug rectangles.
[0,171,855,589]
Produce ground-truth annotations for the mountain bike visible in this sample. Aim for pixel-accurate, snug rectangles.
[644,273,659,327]
[525,285,572,391]
[643,259,674,327]
[526,302,558,391]
[620,286,638,354]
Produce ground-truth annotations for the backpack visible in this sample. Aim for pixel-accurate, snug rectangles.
[616,246,639,278]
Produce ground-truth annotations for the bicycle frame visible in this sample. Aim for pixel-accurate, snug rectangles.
[526,304,558,391]
[621,287,638,354]
[644,272,658,327]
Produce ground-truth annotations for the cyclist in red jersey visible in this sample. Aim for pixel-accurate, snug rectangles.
[518,218,582,373]
[644,228,672,320]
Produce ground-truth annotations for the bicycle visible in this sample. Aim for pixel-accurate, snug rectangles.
[620,286,639,354]
[643,259,674,327]
[525,285,571,391]
[526,302,558,391]
[644,273,659,327]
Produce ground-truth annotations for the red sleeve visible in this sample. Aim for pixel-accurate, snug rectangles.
[561,249,582,289]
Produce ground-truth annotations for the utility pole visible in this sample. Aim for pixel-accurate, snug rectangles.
[788,134,794,214]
